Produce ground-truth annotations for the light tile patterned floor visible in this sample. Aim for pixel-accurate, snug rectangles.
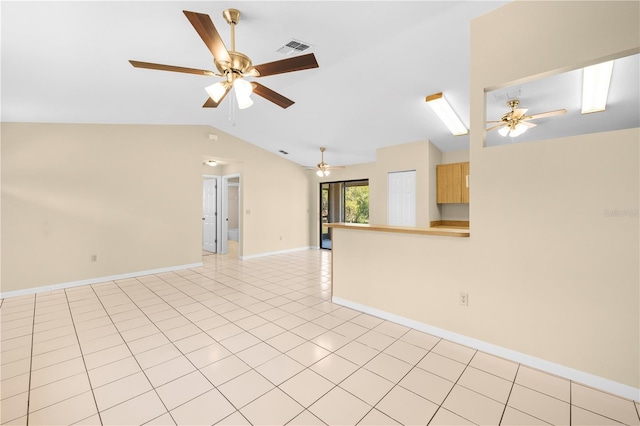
[1,249,639,425]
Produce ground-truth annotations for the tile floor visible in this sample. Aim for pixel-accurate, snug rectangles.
[1,249,639,426]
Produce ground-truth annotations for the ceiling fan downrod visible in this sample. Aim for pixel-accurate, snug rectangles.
[222,9,240,52]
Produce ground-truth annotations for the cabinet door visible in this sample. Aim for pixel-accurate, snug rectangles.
[461,162,470,203]
[436,162,469,204]
[436,163,463,203]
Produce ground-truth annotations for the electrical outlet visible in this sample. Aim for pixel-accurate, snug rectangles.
[459,291,468,306]
[91,254,98,262]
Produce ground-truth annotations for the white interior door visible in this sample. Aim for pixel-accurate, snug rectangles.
[388,170,416,226]
[202,178,217,252]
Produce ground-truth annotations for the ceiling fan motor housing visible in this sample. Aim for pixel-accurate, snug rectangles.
[215,52,253,76]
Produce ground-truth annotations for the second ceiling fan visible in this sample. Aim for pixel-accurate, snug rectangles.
[487,99,567,137]
[306,148,345,177]
[129,8,319,110]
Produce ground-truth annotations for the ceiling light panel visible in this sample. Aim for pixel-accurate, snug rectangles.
[425,93,468,136]
[582,60,614,114]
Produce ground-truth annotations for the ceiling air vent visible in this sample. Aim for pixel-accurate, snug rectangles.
[277,39,312,56]
[278,150,289,155]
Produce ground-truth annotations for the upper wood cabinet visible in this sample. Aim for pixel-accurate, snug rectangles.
[436,162,469,204]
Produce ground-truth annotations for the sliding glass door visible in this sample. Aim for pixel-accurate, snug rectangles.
[320,179,369,250]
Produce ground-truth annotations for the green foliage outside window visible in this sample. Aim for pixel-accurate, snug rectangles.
[344,185,369,224]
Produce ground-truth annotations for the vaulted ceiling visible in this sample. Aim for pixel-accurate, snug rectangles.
[2,1,638,168]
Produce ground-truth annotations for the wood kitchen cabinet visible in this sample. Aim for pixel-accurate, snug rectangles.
[436,162,469,204]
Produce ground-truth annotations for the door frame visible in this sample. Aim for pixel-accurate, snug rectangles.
[203,174,221,254]
[221,173,241,255]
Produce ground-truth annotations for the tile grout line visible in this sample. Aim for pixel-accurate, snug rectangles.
[497,363,520,425]
[429,347,479,425]
[24,295,36,426]
[62,288,104,425]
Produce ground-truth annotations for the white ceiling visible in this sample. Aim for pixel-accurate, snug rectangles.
[2,1,638,169]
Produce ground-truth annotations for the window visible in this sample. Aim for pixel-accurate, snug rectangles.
[320,179,369,249]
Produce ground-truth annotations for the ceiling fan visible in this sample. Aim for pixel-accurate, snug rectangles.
[129,8,319,110]
[487,99,567,137]
[307,147,345,177]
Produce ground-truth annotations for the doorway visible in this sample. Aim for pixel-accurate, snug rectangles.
[223,176,240,256]
[320,179,369,249]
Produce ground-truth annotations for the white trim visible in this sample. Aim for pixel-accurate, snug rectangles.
[0,263,203,299]
[240,246,314,260]
[332,296,640,402]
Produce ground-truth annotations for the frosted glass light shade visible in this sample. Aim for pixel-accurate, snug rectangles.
[233,78,253,109]
[205,82,229,103]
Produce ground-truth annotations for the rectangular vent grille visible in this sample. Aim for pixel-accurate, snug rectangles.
[277,39,312,55]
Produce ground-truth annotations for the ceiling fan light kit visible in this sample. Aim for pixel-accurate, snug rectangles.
[425,92,468,136]
[129,8,319,111]
[581,60,614,114]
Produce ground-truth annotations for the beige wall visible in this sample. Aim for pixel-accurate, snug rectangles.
[441,149,469,164]
[333,0,639,395]
[1,123,311,293]
[428,142,442,223]
[370,140,432,227]
[467,0,639,389]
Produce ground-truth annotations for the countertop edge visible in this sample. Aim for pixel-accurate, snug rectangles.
[326,223,470,237]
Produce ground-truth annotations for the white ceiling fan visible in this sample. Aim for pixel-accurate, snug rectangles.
[305,147,345,177]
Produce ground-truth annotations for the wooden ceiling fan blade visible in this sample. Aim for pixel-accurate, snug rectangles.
[183,10,231,64]
[326,166,346,170]
[129,60,217,76]
[487,123,506,132]
[202,86,231,108]
[523,109,568,121]
[252,82,295,109]
[251,53,319,77]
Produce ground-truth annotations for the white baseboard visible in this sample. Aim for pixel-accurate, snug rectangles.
[332,296,640,402]
[240,246,315,260]
[0,263,203,299]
